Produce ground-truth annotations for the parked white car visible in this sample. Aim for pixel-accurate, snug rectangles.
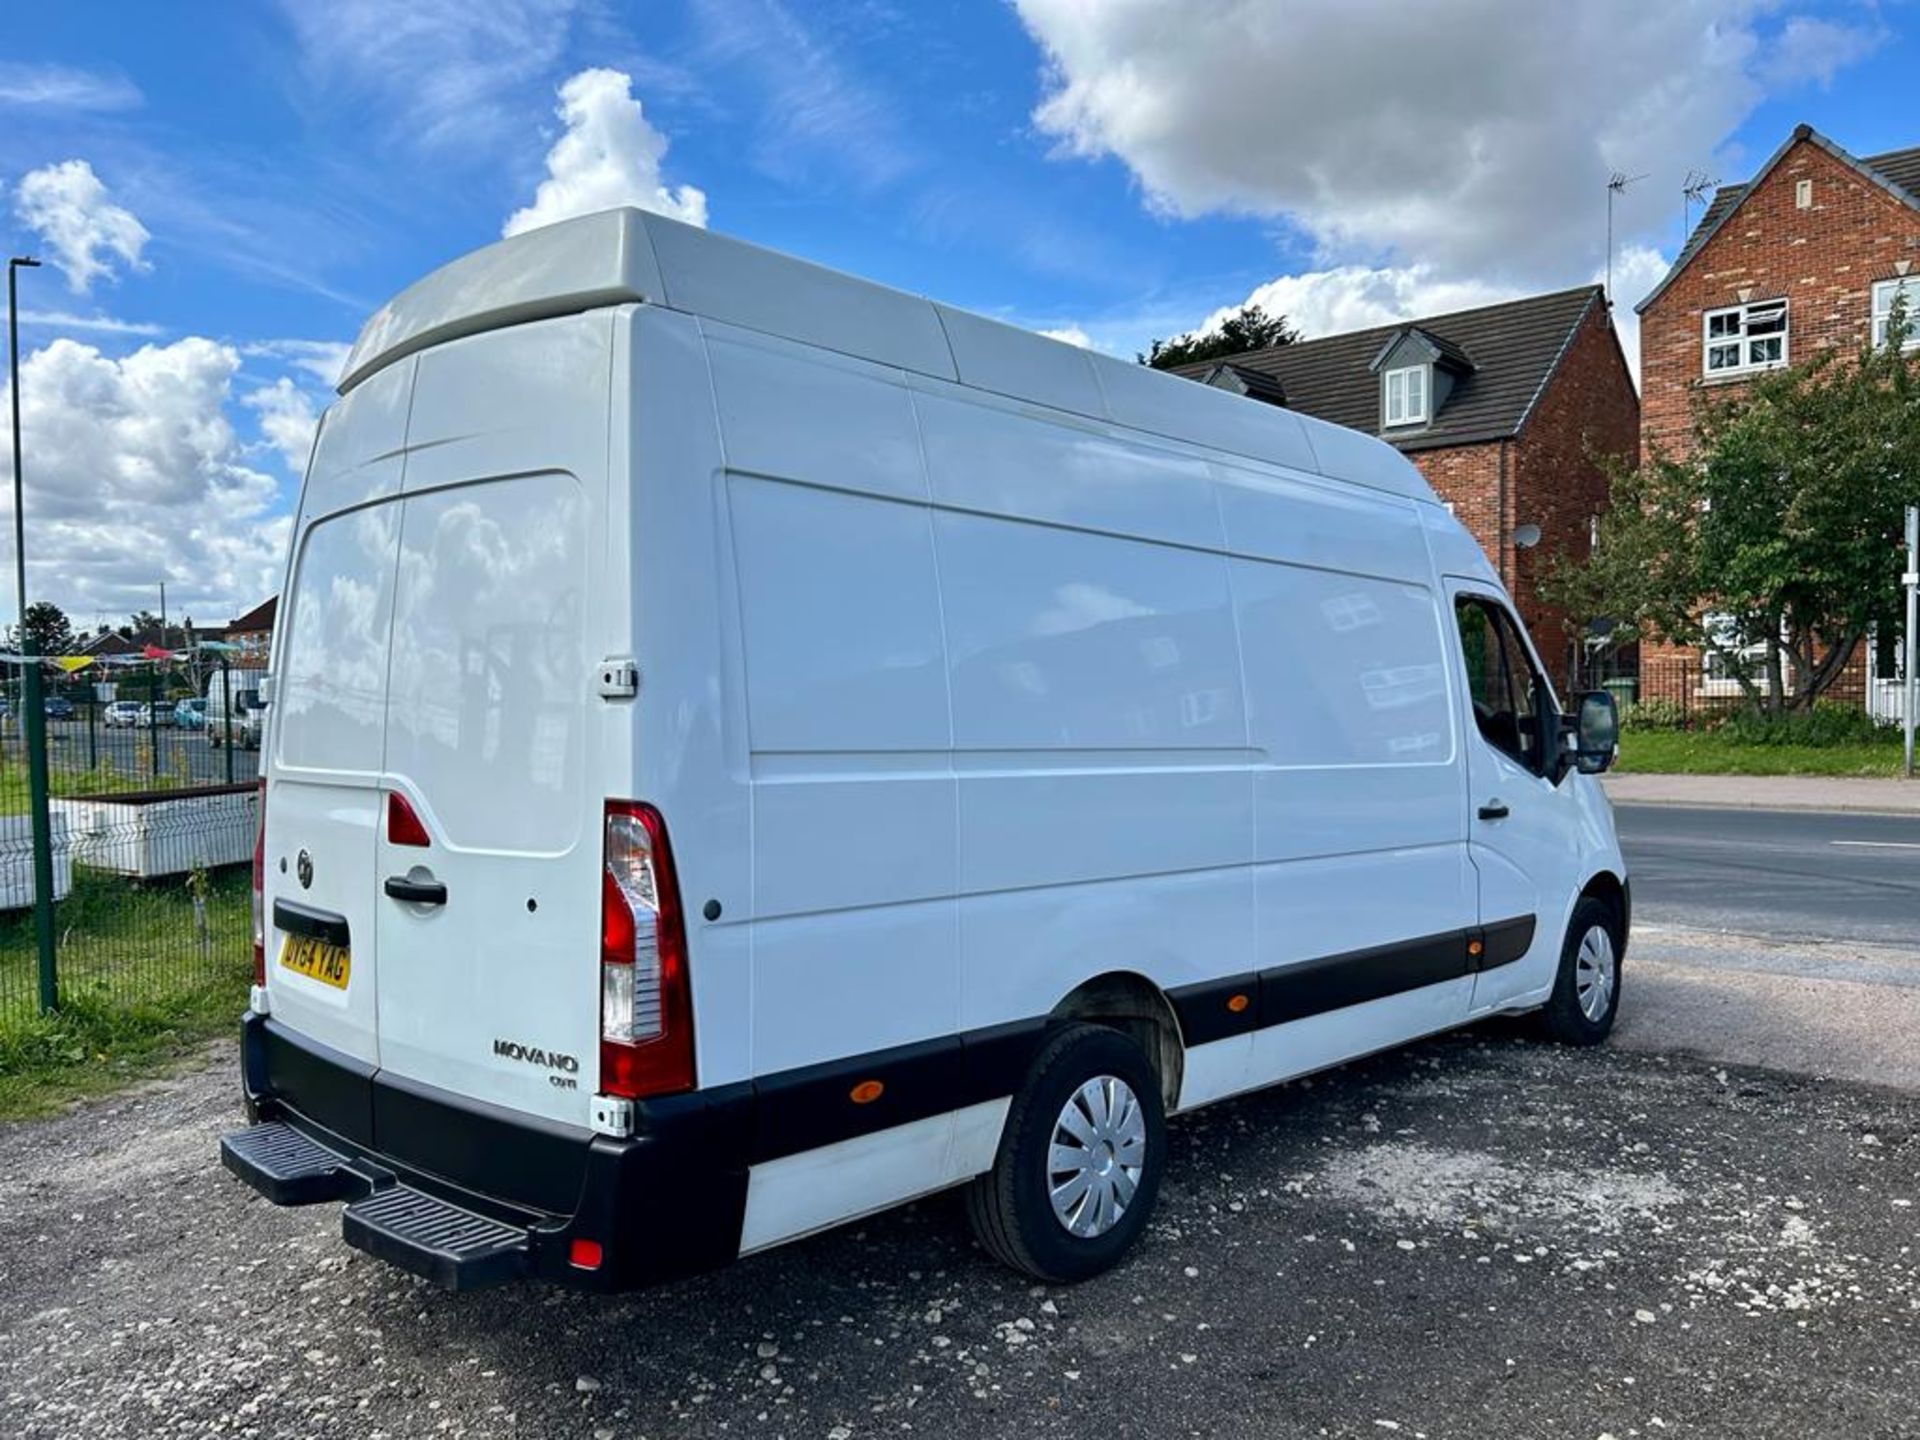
[222,210,1628,1295]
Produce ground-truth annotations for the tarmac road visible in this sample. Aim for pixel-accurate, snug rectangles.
[1615,804,1920,947]
[1615,804,1920,1089]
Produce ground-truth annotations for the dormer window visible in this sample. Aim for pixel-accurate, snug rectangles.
[1383,365,1429,426]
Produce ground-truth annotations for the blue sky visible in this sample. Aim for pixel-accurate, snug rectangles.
[0,0,1913,626]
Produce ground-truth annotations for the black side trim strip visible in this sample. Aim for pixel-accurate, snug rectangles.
[749,1036,964,1164]
[958,1019,1050,1109]
[273,898,350,947]
[1260,930,1467,1026]
[1478,916,1536,971]
[1168,972,1262,1045]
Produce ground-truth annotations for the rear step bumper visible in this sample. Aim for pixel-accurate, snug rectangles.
[225,1012,753,1293]
[221,1122,530,1290]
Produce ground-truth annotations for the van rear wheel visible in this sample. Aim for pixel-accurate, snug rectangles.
[1540,896,1622,1045]
[965,1022,1165,1283]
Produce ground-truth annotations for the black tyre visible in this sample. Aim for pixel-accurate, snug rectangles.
[965,1022,1165,1283]
[1540,895,1622,1045]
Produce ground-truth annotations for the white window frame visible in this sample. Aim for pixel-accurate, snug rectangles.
[1702,299,1789,377]
[1698,611,1792,697]
[1871,277,1920,351]
[1383,364,1429,427]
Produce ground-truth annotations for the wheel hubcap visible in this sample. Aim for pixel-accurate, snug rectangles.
[1575,924,1617,1022]
[1048,1075,1147,1239]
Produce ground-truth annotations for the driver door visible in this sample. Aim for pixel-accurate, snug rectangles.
[1448,585,1582,1014]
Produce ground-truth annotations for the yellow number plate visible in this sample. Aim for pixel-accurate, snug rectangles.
[280,934,351,989]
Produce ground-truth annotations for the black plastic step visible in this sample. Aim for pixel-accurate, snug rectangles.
[342,1184,530,1291]
[221,1121,363,1206]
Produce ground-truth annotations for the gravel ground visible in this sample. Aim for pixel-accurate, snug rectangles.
[4,1017,1918,1440]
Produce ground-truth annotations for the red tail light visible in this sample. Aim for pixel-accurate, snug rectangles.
[251,779,267,986]
[599,801,694,1099]
[387,790,430,847]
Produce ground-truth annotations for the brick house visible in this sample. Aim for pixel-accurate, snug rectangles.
[1178,286,1640,678]
[223,595,277,669]
[1634,123,1920,711]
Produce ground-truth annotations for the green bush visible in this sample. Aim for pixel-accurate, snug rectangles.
[1719,700,1901,747]
[1621,696,1692,731]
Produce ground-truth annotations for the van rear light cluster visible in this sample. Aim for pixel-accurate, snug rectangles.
[250,779,267,987]
[599,801,694,1099]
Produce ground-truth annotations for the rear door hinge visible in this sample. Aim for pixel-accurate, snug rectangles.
[597,659,639,700]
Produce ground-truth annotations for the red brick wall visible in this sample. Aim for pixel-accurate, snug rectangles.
[1410,439,1510,583]
[1641,133,1920,458]
[1636,131,1920,703]
[1512,302,1642,672]
[1401,301,1639,682]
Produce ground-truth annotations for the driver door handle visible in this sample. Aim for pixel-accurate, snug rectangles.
[1477,799,1510,821]
[384,875,447,906]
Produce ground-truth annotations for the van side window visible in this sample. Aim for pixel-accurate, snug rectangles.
[1453,597,1545,772]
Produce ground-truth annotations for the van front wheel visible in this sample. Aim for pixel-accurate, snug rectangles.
[965,1022,1165,1283]
[1540,896,1622,1045]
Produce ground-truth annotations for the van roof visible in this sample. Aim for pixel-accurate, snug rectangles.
[338,208,1438,504]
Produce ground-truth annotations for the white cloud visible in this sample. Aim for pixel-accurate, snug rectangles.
[0,337,288,621]
[1039,325,1094,348]
[1203,266,1519,344]
[1015,1,1882,299]
[504,68,708,237]
[1758,16,1889,88]
[245,378,322,477]
[0,62,141,111]
[243,339,352,389]
[275,0,581,151]
[19,310,164,337]
[13,160,152,294]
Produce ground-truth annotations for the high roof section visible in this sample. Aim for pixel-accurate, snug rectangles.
[337,208,1438,505]
[1174,286,1608,452]
[1638,124,1920,313]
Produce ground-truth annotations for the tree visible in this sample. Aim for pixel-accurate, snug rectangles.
[19,600,75,658]
[1544,301,1920,714]
[1141,303,1300,370]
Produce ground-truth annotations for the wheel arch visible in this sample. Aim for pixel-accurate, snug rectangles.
[1578,869,1630,956]
[1048,971,1184,1112]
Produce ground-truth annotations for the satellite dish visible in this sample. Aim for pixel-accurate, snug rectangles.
[1513,523,1542,549]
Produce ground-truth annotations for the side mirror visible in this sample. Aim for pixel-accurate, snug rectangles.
[1567,690,1619,775]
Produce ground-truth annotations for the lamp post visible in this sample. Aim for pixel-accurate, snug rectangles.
[10,255,58,1011]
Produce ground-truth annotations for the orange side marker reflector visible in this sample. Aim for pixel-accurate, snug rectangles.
[568,1238,603,1270]
[1468,939,1485,958]
[850,1079,885,1105]
[1226,993,1251,1014]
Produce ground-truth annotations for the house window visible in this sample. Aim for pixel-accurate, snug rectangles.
[1871,277,1920,350]
[1383,365,1429,426]
[1702,299,1789,376]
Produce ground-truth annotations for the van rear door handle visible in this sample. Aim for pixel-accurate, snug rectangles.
[1477,800,1510,821]
[384,875,448,906]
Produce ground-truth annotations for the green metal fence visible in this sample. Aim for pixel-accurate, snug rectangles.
[0,658,255,1033]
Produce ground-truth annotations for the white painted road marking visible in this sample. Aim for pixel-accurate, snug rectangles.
[1829,839,1920,850]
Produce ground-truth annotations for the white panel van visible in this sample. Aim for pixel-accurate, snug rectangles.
[221,211,1629,1291]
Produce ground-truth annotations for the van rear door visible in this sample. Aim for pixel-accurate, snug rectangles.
[263,362,415,1085]
[370,314,615,1130]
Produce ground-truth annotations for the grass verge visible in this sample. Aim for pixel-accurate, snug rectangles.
[1617,729,1906,776]
[0,981,243,1122]
[0,866,249,1123]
